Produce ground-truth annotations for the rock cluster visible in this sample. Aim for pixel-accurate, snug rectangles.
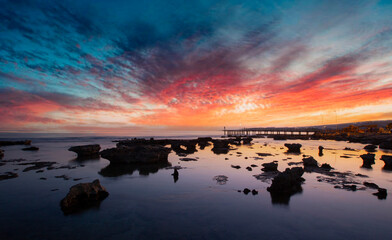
[100,145,171,164]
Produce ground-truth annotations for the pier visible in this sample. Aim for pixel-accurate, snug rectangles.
[223,127,321,137]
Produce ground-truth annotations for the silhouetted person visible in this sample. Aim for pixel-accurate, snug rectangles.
[172,169,179,183]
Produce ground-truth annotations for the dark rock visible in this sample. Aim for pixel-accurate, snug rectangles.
[18,161,56,172]
[284,143,302,153]
[373,188,387,199]
[213,175,228,185]
[231,165,241,169]
[344,147,356,151]
[197,137,212,149]
[246,166,252,171]
[256,152,273,157]
[242,137,253,144]
[267,167,304,195]
[381,155,392,170]
[172,169,179,183]
[0,149,4,159]
[320,163,333,170]
[243,188,251,195]
[60,179,109,214]
[342,184,357,191]
[0,172,18,181]
[287,161,302,166]
[250,164,258,167]
[179,158,197,162]
[262,162,278,172]
[69,144,101,159]
[0,140,31,146]
[22,146,39,151]
[360,153,375,168]
[363,181,379,189]
[318,146,324,156]
[251,189,258,195]
[340,156,351,158]
[55,175,71,180]
[171,141,198,155]
[379,141,392,150]
[302,156,318,167]
[99,162,171,177]
[224,158,229,160]
[100,145,171,164]
[211,140,231,154]
[39,177,47,180]
[364,144,377,152]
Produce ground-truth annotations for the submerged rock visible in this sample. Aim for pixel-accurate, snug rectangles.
[363,181,379,189]
[18,161,56,172]
[381,155,392,170]
[100,145,171,164]
[262,162,278,172]
[0,140,31,146]
[0,172,18,181]
[320,163,333,170]
[22,146,39,151]
[246,166,252,171]
[360,153,375,168]
[60,179,109,214]
[99,162,171,177]
[243,188,251,195]
[284,143,302,153]
[68,144,101,159]
[213,175,228,185]
[179,158,197,162]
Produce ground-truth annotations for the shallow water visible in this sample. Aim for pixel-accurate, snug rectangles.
[0,136,391,240]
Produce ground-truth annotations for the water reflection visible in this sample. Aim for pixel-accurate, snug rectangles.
[99,162,171,177]
[269,189,303,205]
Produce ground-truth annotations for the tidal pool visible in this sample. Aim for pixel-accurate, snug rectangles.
[0,136,391,240]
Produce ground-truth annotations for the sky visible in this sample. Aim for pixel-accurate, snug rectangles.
[1,0,392,135]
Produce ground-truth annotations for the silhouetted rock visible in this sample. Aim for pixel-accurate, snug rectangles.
[18,161,56,172]
[320,163,333,170]
[60,179,109,214]
[0,172,18,181]
[251,189,258,195]
[318,146,324,156]
[197,137,212,149]
[211,140,231,154]
[242,137,253,144]
[363,181,379,189]
[99,162,171,177]
[364,144,377,152]
[68,144,101,159]
[0,140,31,146]
[360,153,375,168]
[100,145,171,164]
[22,146,39,151]
[284,143,302,153]
[262,162,278,172]
[267,167,304,194]
[171,141,197,155]
[246,166,252,171]
[379,141,392,150]
[231,165,241,169]
[172,169,179,183]
[0,149,3,159]
[342,184,357,191]
[344,147,356,151]
[256,152,273,157]
[380,155,392,169]
[302,156,318,167]
[179,158,197,161]
[243,188,251,195]
[373,188,387,199]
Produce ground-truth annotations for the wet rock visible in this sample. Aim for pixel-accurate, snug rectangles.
[251,189,258,195]
[0,149,4,159]
[246,166,252,171]
[380,155,392,170]
[318,146,324,156]
[379,141,392,150]
[262,162,278,172]
[284,143,302,153]
[100,145,171,164]
[242,137,253,144]
[243,188,251,195]
[99,162,171,177]
[197,137,212,149]
[179,158,197,162]
[373,188,387,199]
[342,184,357,191]
[68,144,101,159]
[171,141,198,155]
[355,173,369,178]
[18,161,56,172]
[39,177,47,180]
[0,172,18,181]
[360,153,375,168]
[267,167,304,195]
[250,164,258,167]
[302,156,318,167]
[22,146,39,151]
[0,140,31,146]
[320,163,333,170]
[55,175,71,180]
[363,182,379,189]
[231,165,241,169]
[213,175,228,185]
[225,158,229,160]
[211,140,231,154]
[364,144,377,152]
[60,179,109,214]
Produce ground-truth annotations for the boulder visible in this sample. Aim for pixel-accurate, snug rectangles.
[68,144,101,159]
[211,140,231,154]
[60,179,109,214]
[284,143,302,153]
[262,162,278,172]
[100,145,171,164]
[302,156,318,167]
[22,146,39,151]
[267,167,304,195]
[360,153,375,168]
[364,144,377,152]
[379,141,392,150]
[320,163,333,170]
[373,188,387,199]
[381,155,392,170]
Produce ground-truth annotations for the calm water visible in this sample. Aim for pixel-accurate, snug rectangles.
[0,136,391,240]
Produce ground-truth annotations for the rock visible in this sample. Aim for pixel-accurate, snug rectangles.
[99,162,170,177]
[320,163,333,170]
[302,156,318,167]
[318,146,324,156]
[251,189,258,195]
[213,175,228,185]
[262,162,278,172]
[246,166,252,171]
[242,137,253,144]
[267,167,304,195]
[0,140,31,146]
[363,181,379,189]
[284,143,302,153]
[60,179,109,214]
[55,175,71,180]
[360,153,375,168]
[179,158,197,161]
[68,144,101,159]
[250,164,258,167]
[287,161,302,166]
[100,145,171,164]
[243,188,251,195]
[379,141,392,150]
[344,147,356,151]
[381,155,392,170]
[0,149,3,159]
[197,137,212,149]
[373,188,387,199]
[231,165,241,169]
[256,152,273,157]
[342,184,357,191]
[22,146,39,151]
[0,172,18,181]
[364,144,377,152]
[171,141,198,155]
[211,140,231,154]
[172,169,179,183]
[18,161,56,172]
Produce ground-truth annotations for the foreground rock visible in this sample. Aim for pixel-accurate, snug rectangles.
[302,156,318,168]
[211,140,231,154]
[284,143,302,153]
[100,145,171,164]
[22,146,39,151]
[262,162,278,172]
[373,188,387,199]
[360,153,375,168]
[60,179,109,214]
[381,155,392,170]
[68,144,101,159]
[267,167,304,204]
[0,140,31,146]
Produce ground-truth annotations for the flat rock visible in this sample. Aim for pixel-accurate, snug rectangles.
[69,144,101,159]
[0,172,18,181]
[22,146,39,151]
[100,145,171,164]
